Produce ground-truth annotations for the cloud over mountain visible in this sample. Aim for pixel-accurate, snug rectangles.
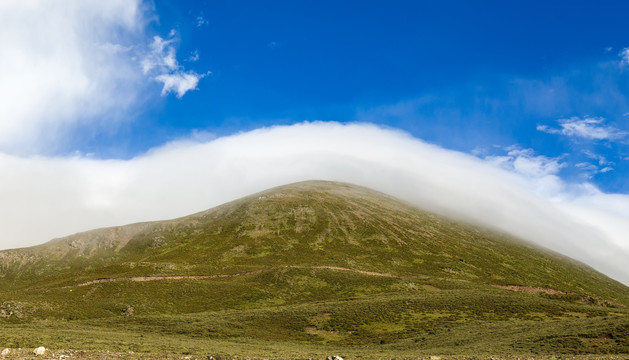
[0,123,628,285]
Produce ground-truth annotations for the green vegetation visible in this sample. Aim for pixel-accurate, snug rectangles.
[0,181,627,358]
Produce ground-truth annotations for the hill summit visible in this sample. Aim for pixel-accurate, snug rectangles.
[0,181,628,357]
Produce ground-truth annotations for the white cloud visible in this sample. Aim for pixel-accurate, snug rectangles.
[575,150,616,178]
[188,50,200,62]
[620,47,629,68]
[576,162,598,171]
[575,162,599,179]
[484,147,565,197]
[0,1,209,153]
[155,72,203,98]
[486,147,564,177]
[142,33,207,98]
[0,0,146,153]
[141,35,177,73]
[537,117,628,141]
[0,122,628,285]
[196,13,208,28]
[584,150,614,166]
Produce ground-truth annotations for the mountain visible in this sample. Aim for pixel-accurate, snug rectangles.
[0,181,628,358]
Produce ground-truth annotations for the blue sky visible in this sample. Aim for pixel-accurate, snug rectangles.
[61,0,629,193]
[1,1,629,283]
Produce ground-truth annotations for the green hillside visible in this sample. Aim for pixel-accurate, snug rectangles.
[0,181,628,359]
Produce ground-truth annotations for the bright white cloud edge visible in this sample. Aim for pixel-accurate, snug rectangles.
[0,0,145,152]
[0,0,204,153]
[1,122,628,285]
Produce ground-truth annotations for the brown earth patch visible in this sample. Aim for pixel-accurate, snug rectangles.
[491,284,566,295]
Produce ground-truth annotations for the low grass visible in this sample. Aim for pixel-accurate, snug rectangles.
[0,289,628,358]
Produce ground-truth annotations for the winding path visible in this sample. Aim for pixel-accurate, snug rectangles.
[74,265,396,287]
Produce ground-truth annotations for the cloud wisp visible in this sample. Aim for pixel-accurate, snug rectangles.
[0,123,628,285]
[620,47,629,68]
[195,12,208,28]
[537,117,628,141]
[141,32,208,98]
[574,151,616,178]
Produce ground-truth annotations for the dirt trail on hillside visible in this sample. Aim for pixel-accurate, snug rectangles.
[75,270,265,287]
[73,265,397,287]
[290,265,396,278]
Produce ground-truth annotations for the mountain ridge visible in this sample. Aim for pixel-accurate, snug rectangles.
[0,180,628,357]
[1,180,627,302]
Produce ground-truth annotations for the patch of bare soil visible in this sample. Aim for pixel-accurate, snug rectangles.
[491,284,566,295]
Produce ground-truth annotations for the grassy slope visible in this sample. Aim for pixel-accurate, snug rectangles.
[0,180,628,357]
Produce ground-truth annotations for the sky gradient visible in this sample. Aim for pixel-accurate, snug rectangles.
[0,1,628,284]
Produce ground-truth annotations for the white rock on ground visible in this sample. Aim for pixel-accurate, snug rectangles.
[33,346,46,356]
[1,348,9,356]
